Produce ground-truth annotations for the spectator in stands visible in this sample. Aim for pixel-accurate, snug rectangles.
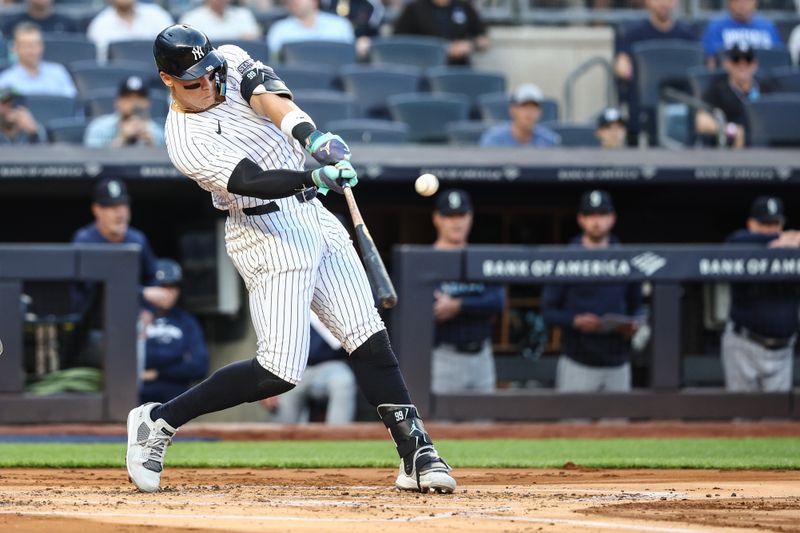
[430,189,504,394]
[266,0,354,62]
[0,23,77,98]
[319,0,383,59]
[392,0,489,66]
[84,75,165,148]
[722,196,800,392]
[1,0,79,36]
[179,0,261,42]
[614,0,695,83]
[480,83,559,147]
[595,107,628,149]
[696,42,775,148]
[87,0,174,62]
[140,258,210,405]
[261,315,357,423]
[701,0,783,68]
[0,89,46,144]
[541,190,643,392]
[613,0,695,146]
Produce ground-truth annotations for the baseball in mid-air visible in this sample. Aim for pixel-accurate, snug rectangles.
[415,173,439,197]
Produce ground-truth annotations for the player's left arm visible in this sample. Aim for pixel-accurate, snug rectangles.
[239,65,352,166]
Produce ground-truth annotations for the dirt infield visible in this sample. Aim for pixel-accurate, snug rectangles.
[1,468,798,532]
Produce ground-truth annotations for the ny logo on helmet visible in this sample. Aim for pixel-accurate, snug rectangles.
[191,46,205,61]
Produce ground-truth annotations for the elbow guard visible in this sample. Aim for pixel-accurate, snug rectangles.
[240,65,292,104]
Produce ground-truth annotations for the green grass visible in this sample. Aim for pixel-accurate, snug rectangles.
[0,438,798,469]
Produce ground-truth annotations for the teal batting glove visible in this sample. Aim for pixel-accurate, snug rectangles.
[311,161,358,196]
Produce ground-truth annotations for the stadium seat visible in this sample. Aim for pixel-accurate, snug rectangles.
[46,116,88,144]
[369,36,448,69]
[338,64,423,119]
[632,40,704,110]
[24,95,83,124]
[291,89,358,130]
[280,40,357,68]
[770,66,800,93]
[540,121,600,147]
[219,39,270,62]
[687,66,724,99]
[427,67,506,118]
[326,118,409,144]
[84,88,169,118]
[387,93,469,143]
[754,48,793,72]
[42,33,97,65]
[68,60,154,98]
[477,92,559,123]
[107,39,156,66]
[273,64,339,91]
[445,120,488,144]
[632,40,704,144]
[745,94,800,147]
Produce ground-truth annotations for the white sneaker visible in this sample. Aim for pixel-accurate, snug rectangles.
[126,403,177,493]
[395,445,456,494]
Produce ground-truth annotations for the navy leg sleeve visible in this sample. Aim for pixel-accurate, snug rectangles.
[150,358,294,428]
[349,330,412,407]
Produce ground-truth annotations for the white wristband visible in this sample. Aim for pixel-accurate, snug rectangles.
[280,108,316,138]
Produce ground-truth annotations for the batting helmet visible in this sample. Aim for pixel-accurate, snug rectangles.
[154,259,183,286]
[154,24,227,93]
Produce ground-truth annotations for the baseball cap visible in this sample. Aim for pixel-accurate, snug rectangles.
[596,107,626,129]
[435,189,473,215]
[579,189,615,215]
[118,75,148,98]
[509,83,544,106]
[154,258,183,286]
[749,196,784,224]
[93,178,130,206]
[725,41,755,62]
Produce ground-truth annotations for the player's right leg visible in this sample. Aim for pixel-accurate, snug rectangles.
[311,210,456,493]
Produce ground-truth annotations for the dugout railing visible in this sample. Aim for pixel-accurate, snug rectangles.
[391,245,800,420]
[0,245,139,423]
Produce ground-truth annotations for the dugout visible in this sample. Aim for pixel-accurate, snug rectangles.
[0,145,798,421]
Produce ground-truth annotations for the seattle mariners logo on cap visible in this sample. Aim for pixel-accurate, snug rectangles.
[108,180,122,198]
[192,46,205,61]
[590,191,602,207]
[448,191,462,209]
[767,198,778,215]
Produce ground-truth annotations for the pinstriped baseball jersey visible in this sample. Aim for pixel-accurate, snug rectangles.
[164,45,305,212]
[162,45,384,383]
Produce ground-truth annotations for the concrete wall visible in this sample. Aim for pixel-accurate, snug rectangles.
[474,26,615,122]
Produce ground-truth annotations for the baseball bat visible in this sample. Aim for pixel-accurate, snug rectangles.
[343,185,398,309]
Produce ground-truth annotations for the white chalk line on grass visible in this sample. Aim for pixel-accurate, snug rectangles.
[0,509,712,531]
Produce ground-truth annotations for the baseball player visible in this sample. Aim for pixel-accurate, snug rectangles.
[126,24,455,494]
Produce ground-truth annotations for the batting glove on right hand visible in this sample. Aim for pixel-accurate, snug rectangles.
[306,131,351,166]
[311,160,358,196]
